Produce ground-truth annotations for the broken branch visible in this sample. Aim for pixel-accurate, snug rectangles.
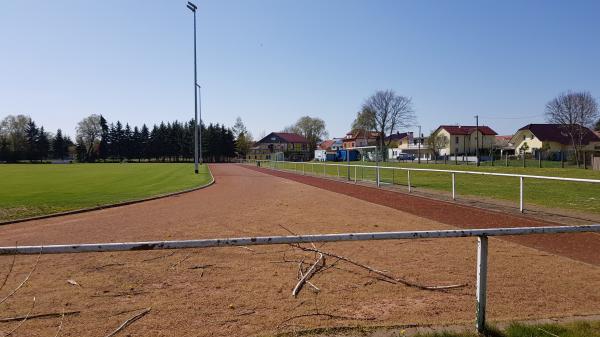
[0,250,42,306]
[291,244,465,291]
[104,307,151,337]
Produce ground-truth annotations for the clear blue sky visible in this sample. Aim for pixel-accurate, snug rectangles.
[1,0,599,140]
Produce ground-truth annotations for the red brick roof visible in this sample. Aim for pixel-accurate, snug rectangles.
[517,124,600,145]
[273,132,308,143]
[438,125,497,136]
[345,130,380,140]
[318,140,335,150]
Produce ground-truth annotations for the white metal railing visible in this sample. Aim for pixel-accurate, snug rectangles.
[254,160,600,213]
[1,224,599,333]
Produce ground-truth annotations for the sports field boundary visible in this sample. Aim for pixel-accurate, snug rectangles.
[242,164,600,266]
[0,164,215,226]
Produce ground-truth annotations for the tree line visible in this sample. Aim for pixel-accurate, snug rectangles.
[0,114,240,163]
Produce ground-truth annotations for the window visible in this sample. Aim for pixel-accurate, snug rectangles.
[455,136,459,144]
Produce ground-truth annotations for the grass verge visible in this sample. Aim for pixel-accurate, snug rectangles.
[0,163,212,221]
[415,321,600,337]
[272,161,600,214]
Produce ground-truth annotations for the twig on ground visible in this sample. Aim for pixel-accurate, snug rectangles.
[279,312,375,327]
[52,309,66,337]
[92,263,125,271]
[107,308,148,318]
[0,254,16,292]
[169,254,192,269]
[4,296,35,336]
[0,250,42,306]
[538,328,562,337]
[91,290,147,298]
[104,307,151,337]
[187,264,214,270]
[297,260,319,293]
[238,246,255,252]
[0,310,79,323]
[292,254,324,297]
[141,251,175,262]
[291,244,466,291]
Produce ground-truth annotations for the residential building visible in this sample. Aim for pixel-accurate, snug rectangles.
[387,132,430,159]
[314,138,344,161]
[247,132,310,161]
[431,125,498,156]
[342,130,380,149]
[494,135,515,156]
[510,124,600,157]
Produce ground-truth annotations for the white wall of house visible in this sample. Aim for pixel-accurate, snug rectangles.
[314,149,327,161]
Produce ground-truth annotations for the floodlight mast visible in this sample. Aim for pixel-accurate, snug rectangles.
[187,1,200,174]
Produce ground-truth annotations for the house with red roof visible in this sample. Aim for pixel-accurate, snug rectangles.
[247,132,310,161]
[431,125,498,156]
[510,124,600,157]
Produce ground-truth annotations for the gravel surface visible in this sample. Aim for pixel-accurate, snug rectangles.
[0,164,598,337]
[246,165,600,266]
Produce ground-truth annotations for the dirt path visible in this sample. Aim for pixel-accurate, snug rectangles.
[245,164,600,266]
[0,164,598,337]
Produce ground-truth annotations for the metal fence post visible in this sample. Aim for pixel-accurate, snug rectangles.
[337,165,340,178]
[519,176,524,213]
[452,173,456,200]
[376,165,380,187]
[354,166,357,183]
[407,170,411,192]
[476,235,488,333]
[303,163,305,175]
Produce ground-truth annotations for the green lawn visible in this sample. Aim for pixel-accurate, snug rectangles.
[415,321,600,337]
[271,161,600,214]
[0,163,212,221]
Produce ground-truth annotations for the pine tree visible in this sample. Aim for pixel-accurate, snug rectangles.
[37,127,50,161]
[25,120,39,161]
[99,115,109,161]
[53,129,65,160]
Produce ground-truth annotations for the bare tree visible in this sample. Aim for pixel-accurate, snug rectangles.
[545,91,599,167]
[362,90,416,160]
[76,114,102,159]
[351,106,377,146]
[428,131,449,159]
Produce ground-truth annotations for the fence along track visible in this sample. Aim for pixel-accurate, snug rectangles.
[257,160,600,213]
[1,225,599,333]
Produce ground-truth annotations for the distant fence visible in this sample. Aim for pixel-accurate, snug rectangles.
[248,160,600,213]
[1,225,599,333]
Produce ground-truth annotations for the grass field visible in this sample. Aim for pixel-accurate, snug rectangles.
[0,163,212,221]
[271,161,600,214]
[414,321,600,337]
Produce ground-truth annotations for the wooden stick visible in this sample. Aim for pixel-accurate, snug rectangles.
[141,251,175,262]
[53,309,66,337]
[0,310,79,323]
[0,254,16,292]
[104,307,151,337]
[297,261,320,293]
[0,250,41,306]
[169,253,192,269]
[292,254,324,297]
[538,328,561,337]
[4,296,35,336]
[291,244,466,291]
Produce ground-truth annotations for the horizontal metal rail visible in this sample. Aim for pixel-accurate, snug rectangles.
[1,224,598,333]
[260,160,600,183]
[1,225,598,255]
[255,160,600,213]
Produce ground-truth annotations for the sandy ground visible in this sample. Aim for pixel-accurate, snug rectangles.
[0,164,598,337]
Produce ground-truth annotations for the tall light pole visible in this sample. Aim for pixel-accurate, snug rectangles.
[475,115,480,167]
[187,1,199,174]
[417,125,421,164]
[196,84,203,164]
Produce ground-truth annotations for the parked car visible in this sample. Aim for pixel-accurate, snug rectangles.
[397,153,415,161]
